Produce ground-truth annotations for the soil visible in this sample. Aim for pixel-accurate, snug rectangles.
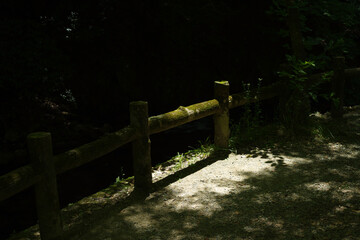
[7,106,360,240]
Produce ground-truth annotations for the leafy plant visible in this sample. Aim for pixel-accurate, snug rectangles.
[268,0,360,64]
[173,152,186,171]
[278,55,316,93]
[153,138,215,173]
[239,78,264,130]
[114,167,125,184]
[230,78,264,150]
[277,55,316,133]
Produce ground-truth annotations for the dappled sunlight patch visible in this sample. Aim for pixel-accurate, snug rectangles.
[342,165,360,175]
[243,216,285,237]
[277,155,313,165]
[281,151,315,163]
[252,192,276,204]
[253,216,284,229]
[340,186,360,194]
[318,142,360,160]
[331,184,360,202]
[285,192,309,201]
[304,182,331,192]
[252,190,312,204]
[118,205,170,231]
[327,168,353,179]
[243,225,261,234]
[159,189,225,216]
[292,228,306,238]
[333,149,359,160]
[172,200,222,217]
[334,205,348,213]
[236,184,257,193]
[230,170,276,189]
[327,142,344,151]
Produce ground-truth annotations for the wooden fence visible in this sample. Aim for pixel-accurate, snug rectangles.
[1,56,359,240]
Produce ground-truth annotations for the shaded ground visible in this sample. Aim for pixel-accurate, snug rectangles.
[8,107,360,240]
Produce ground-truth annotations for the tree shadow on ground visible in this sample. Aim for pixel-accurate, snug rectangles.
[76,135,360,240]
[9,110,360,240]
[7,145,230,240]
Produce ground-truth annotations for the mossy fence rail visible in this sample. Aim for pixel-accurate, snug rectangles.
[1,56,359,240]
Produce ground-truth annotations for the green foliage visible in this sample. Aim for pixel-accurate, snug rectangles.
[269,0,360,65]
[191,137,214,153]
[114,167,126,184]
[270,0,360,108]
[310,122,335,142]
[154,138,215,173]
[173,152,186,171]
[278,54,340,118]
[277,56,314,133]
[230,78,264,150]
[277,55,334,102]
[240,78,263,129]
[278,55,315,92]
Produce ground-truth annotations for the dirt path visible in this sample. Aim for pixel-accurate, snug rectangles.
[77,145,360,239]
[8,107,360,240]
[73,109,360,240]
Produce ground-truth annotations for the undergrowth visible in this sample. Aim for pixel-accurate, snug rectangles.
[154,137,215,173]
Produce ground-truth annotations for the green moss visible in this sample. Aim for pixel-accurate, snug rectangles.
[215,81,229,85]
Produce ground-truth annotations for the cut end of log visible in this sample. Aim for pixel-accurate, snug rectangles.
[27,132,51,139]
[215,81,229,86]
[130,101,148,107]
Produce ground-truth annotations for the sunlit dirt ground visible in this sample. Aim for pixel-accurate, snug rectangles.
[8,107,360,240]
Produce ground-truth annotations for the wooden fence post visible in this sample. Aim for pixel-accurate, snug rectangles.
[331,56,345,119]
[27,132,63,240]
[214,81,230,148]
[130,101,152,193]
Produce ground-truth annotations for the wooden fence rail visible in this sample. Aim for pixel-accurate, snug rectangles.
[1,57,359,239]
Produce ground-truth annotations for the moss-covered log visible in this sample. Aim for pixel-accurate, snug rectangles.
[229,81,283,109]
[148,99,220,135]
[53,126,137,174]
[0,163,42,201]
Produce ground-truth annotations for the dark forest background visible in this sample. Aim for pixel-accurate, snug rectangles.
[0,0,283,139]
[1,0,360,150]
[1,0,360,238]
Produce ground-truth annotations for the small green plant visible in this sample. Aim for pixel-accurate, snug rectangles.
[278,55,316,93]
[242,82,252,129]
[320,91,340,109]
[308,118,336,141]
[188,137,215,156]
[240,78,263,129]
[230,78,264,150]
[254,78,263,125]
[173,152,186,171]
[115,176,121,184]
[277,55,316,133]
[277,55,336,134]
[154,138,215,173]
[114,167,125,184]
[268,0,360,62]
